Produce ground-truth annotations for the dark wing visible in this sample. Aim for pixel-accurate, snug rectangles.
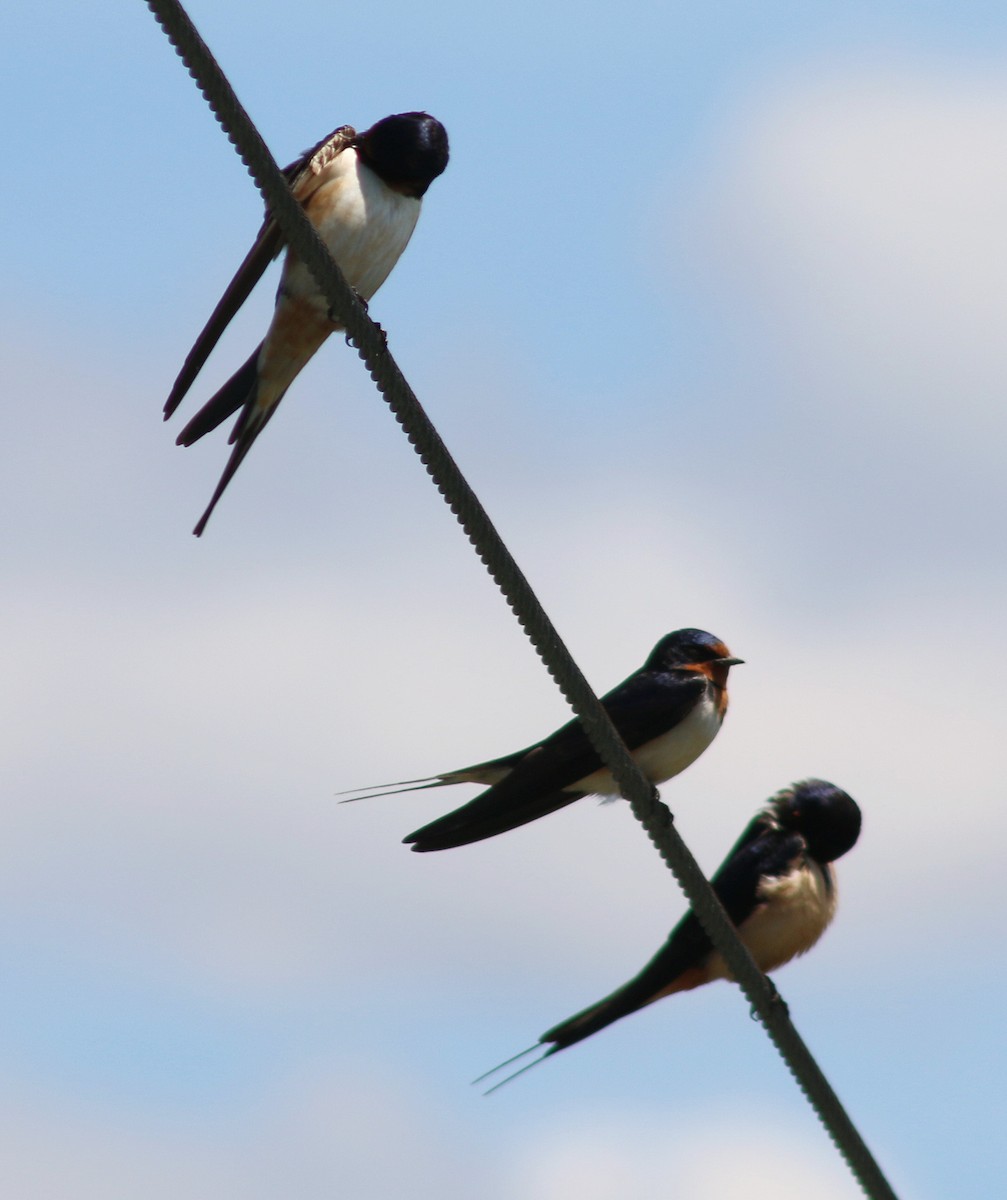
[174,344,261,448]
[163,125,356,419]
[404,669,707,851]
[603,664,709,742]
[541,824,805,1052]
[403,777,583,851]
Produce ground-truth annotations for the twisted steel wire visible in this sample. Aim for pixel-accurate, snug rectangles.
[144,4,899,1196]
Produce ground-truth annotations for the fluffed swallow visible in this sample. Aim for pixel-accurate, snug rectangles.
[164,111,449,536]
[341,628,742,851]
[476,778,861,1091]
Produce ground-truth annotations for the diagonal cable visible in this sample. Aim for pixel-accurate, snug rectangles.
[144,4,898,1197]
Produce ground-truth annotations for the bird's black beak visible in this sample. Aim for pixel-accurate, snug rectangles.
[717,657,745,667]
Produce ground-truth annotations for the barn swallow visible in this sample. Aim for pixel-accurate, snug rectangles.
[341,628,742,851]
[163,111,449,536]
[476,778,862,1091]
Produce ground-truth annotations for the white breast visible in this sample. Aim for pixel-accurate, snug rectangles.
[705,860,838,983]
[572,687,724,797]
[281,151,421,305]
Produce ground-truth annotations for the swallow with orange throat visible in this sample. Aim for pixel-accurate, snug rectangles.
[341,628,742,851]
[476,779,862,1091]
[164,112,449,535]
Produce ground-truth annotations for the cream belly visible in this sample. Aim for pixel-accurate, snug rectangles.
[571,687,724,797]
[705,860,838,982]
[255,153,422,406]
[280,151,421,309]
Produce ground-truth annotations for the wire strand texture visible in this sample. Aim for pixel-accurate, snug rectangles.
[144,4,899,1197]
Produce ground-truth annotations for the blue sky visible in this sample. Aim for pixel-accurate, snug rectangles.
[3,1,1007,1196]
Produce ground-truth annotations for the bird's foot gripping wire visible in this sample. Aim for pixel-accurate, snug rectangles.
[749,976,790,1022]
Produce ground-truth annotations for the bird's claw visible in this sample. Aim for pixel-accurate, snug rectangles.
[750,978,789,1021]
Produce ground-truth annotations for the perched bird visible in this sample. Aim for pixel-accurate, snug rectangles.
[342,628,742,851]
[164,111,449,535]
[476,779,862,1091]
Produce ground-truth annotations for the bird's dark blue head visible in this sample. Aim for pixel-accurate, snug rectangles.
[354,112,449,197]
[645,628,743,672]
[772,779,862,863]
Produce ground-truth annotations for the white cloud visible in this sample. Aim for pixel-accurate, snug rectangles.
[3,481,1003,1005]
[678,64,1007,446]
[3,18,999,1200]
[510,1109,852,1200]
[0,1070,862,1200]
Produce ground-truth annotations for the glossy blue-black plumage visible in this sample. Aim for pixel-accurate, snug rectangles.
[475,780,861,1090]
[402,629,741,851]
[540,779,861,1053]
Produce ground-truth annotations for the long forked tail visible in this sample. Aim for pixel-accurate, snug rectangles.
[337,755,521,804]
[472,1043,552,1095]
[337,776,460,803]
[176,346,262,447]
[472,997,633,1095]
[191,397,280,537]
[472,985,656,1095]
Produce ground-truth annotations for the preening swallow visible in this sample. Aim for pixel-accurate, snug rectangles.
[477,779,862,1091]
[164,111,449,535]
[341,628,742,851]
